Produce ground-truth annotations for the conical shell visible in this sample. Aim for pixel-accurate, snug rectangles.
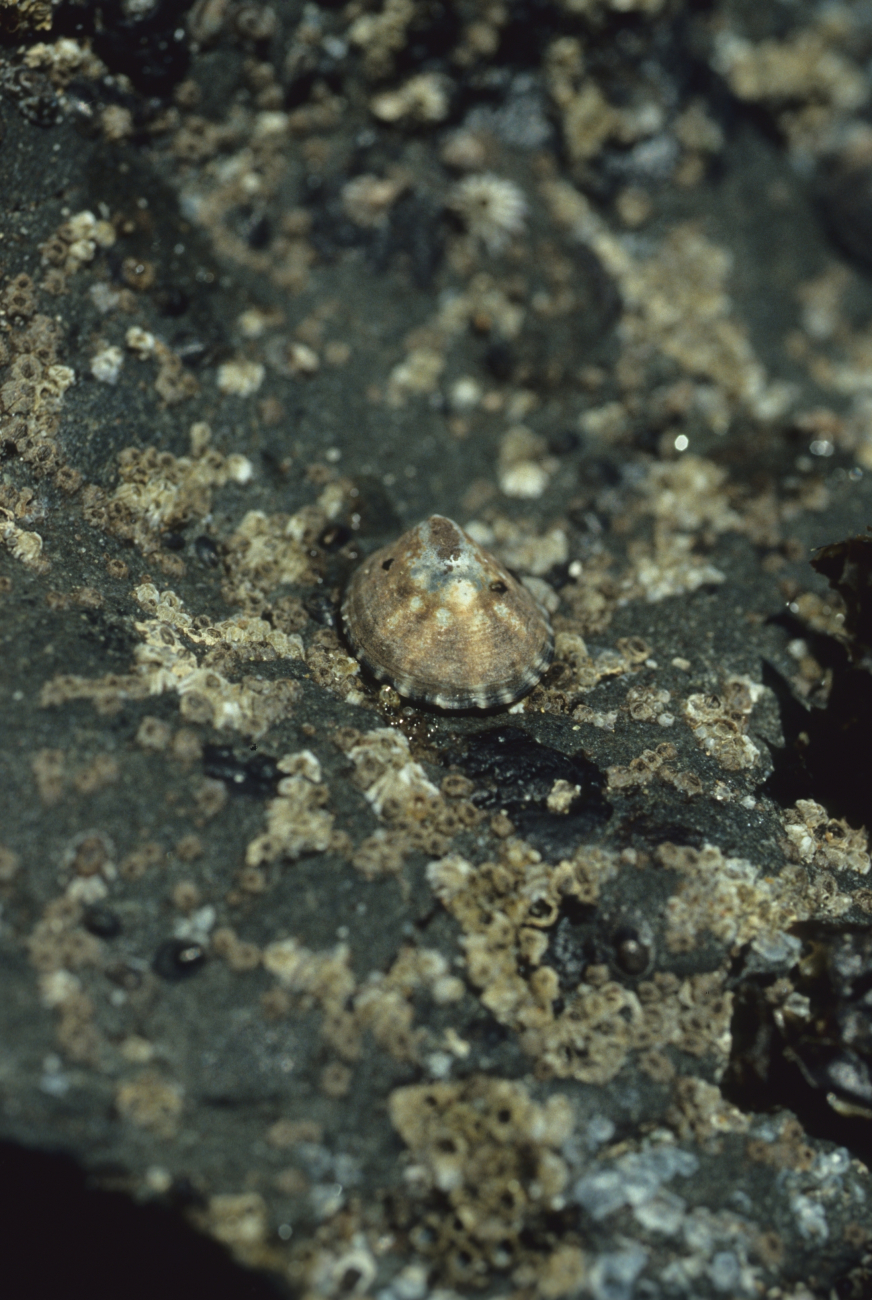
[341,515,553,709]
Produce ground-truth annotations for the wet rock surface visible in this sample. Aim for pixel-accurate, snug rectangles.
[2,2,872,1298]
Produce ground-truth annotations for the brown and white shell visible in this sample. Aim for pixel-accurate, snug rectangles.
[341,515,553,709]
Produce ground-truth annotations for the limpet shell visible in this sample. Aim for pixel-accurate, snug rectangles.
[341,515,553,709]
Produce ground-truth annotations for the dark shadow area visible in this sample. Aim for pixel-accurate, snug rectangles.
[454,725,611,858]
[762,655,872,828]
[723,925,872,1170]
[811,531,872,659]
[762,601,872,831]
[816,162,872,277]
[764,531,872,824]
[202,744,282,799]
[0,1140,287,1299]
[751,539,872,1169]
[52,0,197,96]
[615,811,706,852]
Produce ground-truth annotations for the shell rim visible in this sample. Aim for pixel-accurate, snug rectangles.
[340,587,554,711]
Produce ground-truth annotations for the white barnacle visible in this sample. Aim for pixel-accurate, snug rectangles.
[448,173,528,254]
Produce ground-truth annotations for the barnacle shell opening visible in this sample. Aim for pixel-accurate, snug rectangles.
[341,515,554,710]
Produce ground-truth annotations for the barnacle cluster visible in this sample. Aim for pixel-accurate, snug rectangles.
[245,752,334,867]
[0,284,75,489]
[82,423,252,563]
[388,1076,575,1287]
[427,840,734,1085]
[337,726,482,867]
[682,678,764,772]
[41,582,302,735]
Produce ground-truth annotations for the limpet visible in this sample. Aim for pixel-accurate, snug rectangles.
[341,515,553,709]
